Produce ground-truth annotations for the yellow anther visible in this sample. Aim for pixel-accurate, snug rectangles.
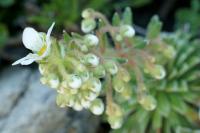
[38,44,47,56]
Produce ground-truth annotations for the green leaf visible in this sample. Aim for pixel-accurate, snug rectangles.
[63,32,71,44]
[147,15,162,39]
[169,94,187,114]
[122,7,132,25]
[157,93,171,117]
[152,109,162,129]
[112,12,121,26]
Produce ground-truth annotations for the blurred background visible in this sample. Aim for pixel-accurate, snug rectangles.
[0,0,198,66]
[0,0,199,133]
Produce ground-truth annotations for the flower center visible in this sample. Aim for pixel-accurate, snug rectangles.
[38,44,47,56]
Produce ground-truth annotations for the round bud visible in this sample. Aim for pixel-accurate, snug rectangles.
[84,53,99,67]
[84,91,98,101]
[81,18,96,33]
[48,75,60,88]
[118,68,131,82]
[108,116,123,129]
[68,74,82,89]
[120,25,135,37]
[89,98,104,115]
[82,8,94,18]
[138,95,157,111]
[152,65,166,80]
[89,78,102,93]
[104,61,118,75]
[113,76,125,93]
[84,34,99,46]
[81,98,91,108]
[73,101,83,111]
[92,65,106,78]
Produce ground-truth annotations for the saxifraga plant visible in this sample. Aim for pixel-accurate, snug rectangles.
[12,7,200,132]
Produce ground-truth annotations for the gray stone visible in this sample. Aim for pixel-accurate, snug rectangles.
[0,67,31,118]
[0,67,100,133]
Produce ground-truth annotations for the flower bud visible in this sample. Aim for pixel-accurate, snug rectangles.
[79,71,90,82]
[81,98,91,108]
[118,68,131,82]
[80,45,89,52]
[138,95,157,111]
[66,98,75,107]
[88,78,102,93]
[89,98,104,115]
[121,84,132,100]
[56,94,67,108]
[120,25,135,37]
[84,34,99,46]
[92,65,106,78]
[151,65,166,80]
[113,76,125,92]
[82,8,94,18]
[81,18,96,33]
[84,53,99,67]
[48,75,60,88]
[115,34,123,42]
[84,91,98,101]
[73,101,83,111]
[68,74,82,89]
[108,116,123,129]
[104,61,118,75]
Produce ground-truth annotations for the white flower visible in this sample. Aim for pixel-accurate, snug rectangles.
[68,74,82,89]
[84,34,99,46]
[120,25,135,37]
[12,22,55,65]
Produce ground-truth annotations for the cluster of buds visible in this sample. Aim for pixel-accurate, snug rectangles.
[12,8,169,130]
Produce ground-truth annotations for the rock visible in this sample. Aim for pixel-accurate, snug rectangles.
[0,67,100,133]
[0,67,31,118]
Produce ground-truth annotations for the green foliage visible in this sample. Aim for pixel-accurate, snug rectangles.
[147,15,162,39]
[0,23,8,48]
[112,28,200,133]
[114,0,152,8]
[176,0,200,35]
[29,0,110,29]
[0,0,15,7]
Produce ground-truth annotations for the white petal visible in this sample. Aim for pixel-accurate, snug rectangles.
[12,53,41,65]
[42,22,55,57]
[22,28,43,52]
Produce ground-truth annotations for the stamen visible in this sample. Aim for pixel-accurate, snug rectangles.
[38,44,47,56]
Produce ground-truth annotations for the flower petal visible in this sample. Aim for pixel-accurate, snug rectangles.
[42,22,55,57]
[46,22,55,46]
[12,53,41,65]
[22,27,43,52]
